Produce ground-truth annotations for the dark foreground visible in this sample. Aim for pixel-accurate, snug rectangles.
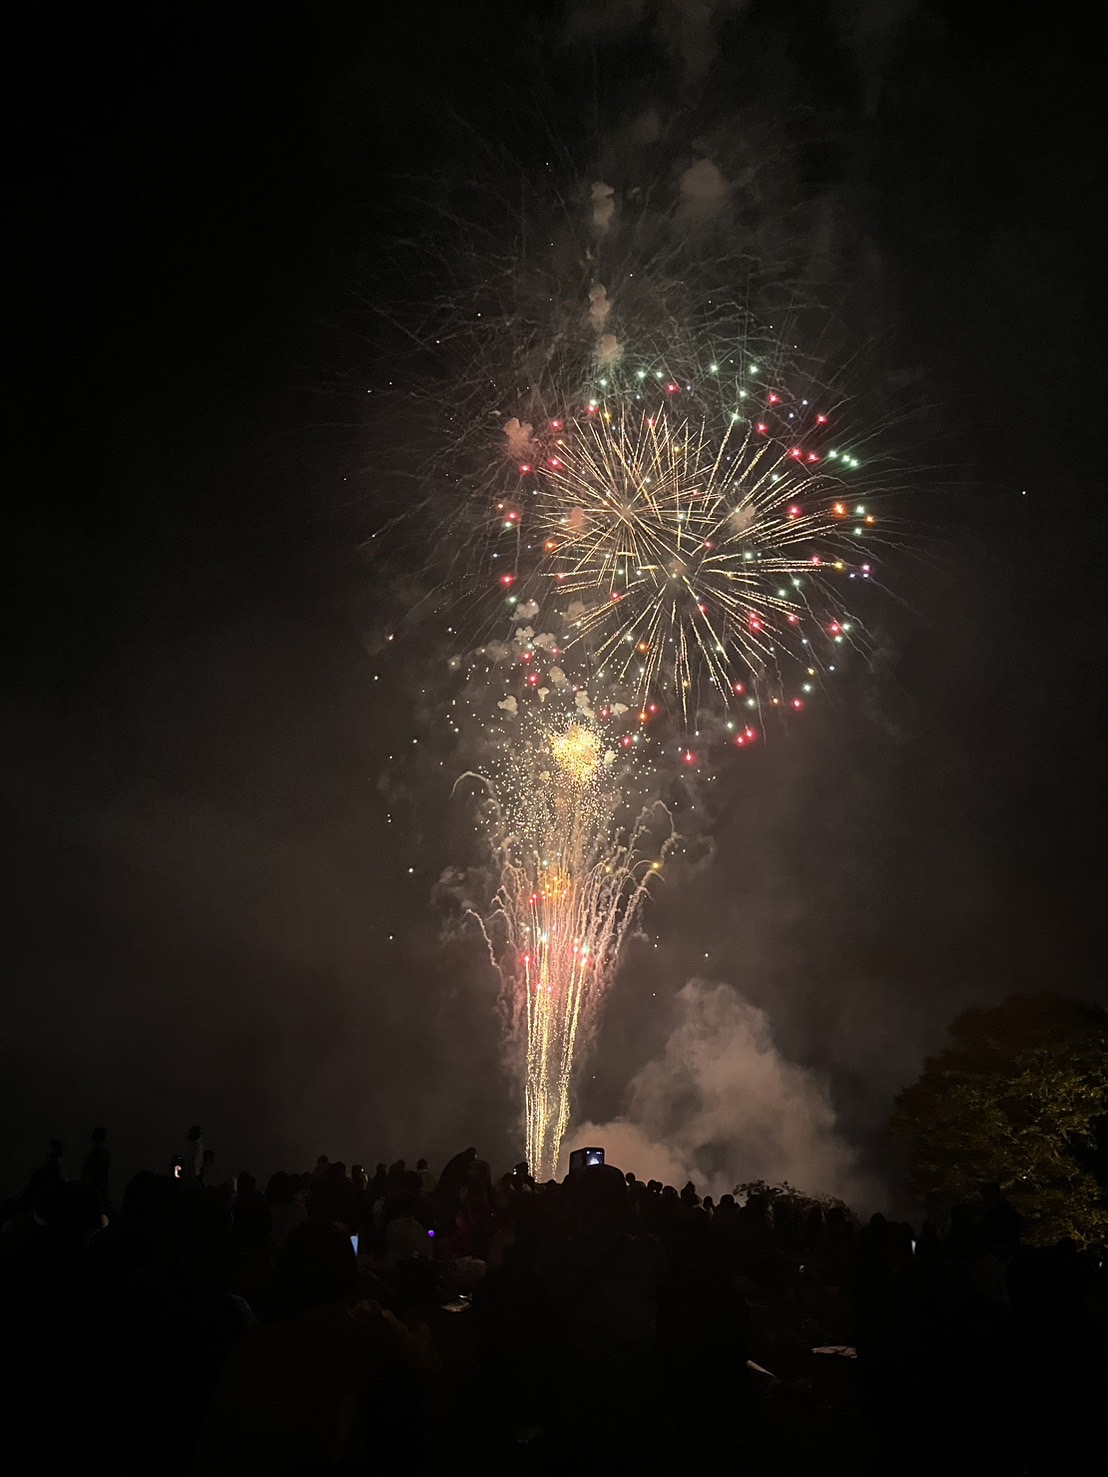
[2,1144,1105,1474]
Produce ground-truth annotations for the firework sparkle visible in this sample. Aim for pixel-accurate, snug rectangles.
[465,710,673,1179]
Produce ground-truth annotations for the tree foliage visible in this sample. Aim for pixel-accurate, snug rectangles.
[890,993,1108,1245]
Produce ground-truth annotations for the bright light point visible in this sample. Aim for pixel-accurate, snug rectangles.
[792,698,803,710]
[739,389,748,398]
[709,363,718,373]
[500,574,515,586]
[816,413,827,424]
[683,751,696,765]
[756,422,767,434]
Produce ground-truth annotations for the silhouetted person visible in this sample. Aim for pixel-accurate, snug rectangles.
[22,1138,65,1214]
[979,1181,1022,1256]
[197,1223,429,1470]
[81,1127,111,1213]
[435,1146,477,1222]
[198,1147,216,1186]
[265,1171,307,1247]
[180,1124,204,1181]
[233,1172,271,1257]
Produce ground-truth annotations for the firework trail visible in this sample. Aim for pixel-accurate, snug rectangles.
[467,715,672,1179]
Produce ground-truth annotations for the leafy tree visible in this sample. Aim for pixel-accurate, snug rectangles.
[890,993,1108,1245]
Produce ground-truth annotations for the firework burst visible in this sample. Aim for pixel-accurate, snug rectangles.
[485,345,894,746]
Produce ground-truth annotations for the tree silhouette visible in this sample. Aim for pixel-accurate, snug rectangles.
[890,993,1108,1245]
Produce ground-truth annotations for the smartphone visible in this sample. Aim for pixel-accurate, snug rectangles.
[569,1146,605,1172]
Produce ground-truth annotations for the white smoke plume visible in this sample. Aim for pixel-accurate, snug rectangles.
[596,331,623,366]
[566,978,880,1209]
[678,157,730,222]
[503,417,535,458]
[587,283,613,331]
[590,179,616,232]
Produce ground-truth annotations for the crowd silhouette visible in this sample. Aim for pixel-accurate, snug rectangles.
[1,1128,1104,1474]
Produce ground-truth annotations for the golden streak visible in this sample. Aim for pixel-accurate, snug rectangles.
[483,716,670,1179]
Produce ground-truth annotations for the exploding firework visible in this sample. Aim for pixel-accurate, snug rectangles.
[486,346,894,744]
[468,712,672,1179]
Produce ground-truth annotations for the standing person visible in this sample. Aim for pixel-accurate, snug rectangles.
[179,1125,204,1181]
[22,1139,65,1214]
[81,1127,111,1213]
[198,1147,217,1186]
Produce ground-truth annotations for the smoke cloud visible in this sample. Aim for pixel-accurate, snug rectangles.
[566,978,880,1209]
[677,158,730,222]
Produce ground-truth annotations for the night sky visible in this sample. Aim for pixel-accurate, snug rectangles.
[5,2,1104,1200]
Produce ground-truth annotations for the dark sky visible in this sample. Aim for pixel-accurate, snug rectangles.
[4,1,1104,1197]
